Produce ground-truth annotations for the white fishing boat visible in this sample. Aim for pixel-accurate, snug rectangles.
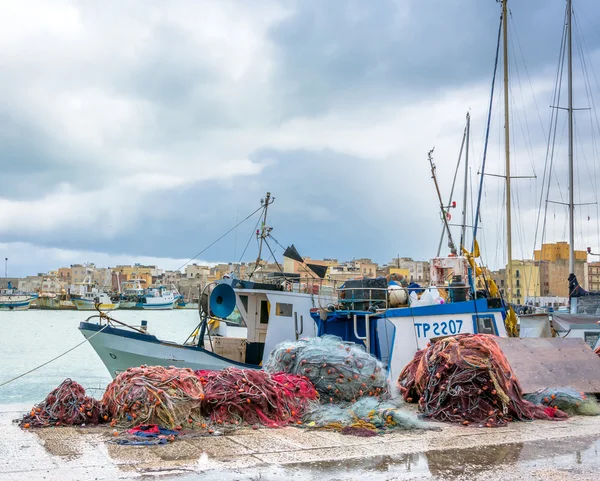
[80,277,332,376]
[312,255,508,384]
[0,282,37,311]
[137,285,178,310]
[73,291,120,311]
[79,192,336,377]
[118,279,146,309]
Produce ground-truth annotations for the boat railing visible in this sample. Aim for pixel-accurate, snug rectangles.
[335,286,389,311]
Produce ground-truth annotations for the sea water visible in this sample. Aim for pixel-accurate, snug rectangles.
[0,309,202,404]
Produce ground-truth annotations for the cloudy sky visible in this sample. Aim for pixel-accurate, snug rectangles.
[1,0,600,276]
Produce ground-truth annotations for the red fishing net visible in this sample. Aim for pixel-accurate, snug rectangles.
[103,366,205,429]
[196,367,318,427]
[398,334,568,427]
[19,379,106,428]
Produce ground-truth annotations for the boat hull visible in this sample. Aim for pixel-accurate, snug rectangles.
[0,299,34,311]
[35,297,76,310]
[73,299,120,311]
[139,301,175,310]
[118,301,138,309]
[0,294,36,311]
[79,322,254,378]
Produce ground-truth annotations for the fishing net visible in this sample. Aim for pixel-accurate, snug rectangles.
[524,388,600,416]
[102,366,205,429]
[264,335,389,403]
[303,397,432,435]
[196,367,318,427]
[398,334,568,427]
[19,379,106,428]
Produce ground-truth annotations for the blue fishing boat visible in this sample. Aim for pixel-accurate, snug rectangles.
[0,282,38,311]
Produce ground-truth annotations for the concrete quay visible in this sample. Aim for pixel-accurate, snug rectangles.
[1,404,600,481]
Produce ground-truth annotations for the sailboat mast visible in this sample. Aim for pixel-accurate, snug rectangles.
[502,0,513,304]
[567,0,575,275]
[460,112,470,249]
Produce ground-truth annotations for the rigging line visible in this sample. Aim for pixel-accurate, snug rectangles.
[574,11,600,141]
[0,323,110,388]
[508,7,548,143]
[473,10,503,248]
[269,234,318,280]
[438,122,467,255]
[574,12,600,250]
[263,239,284,275]
[572,0,600,40]
[232,211,239,267]
[574,120,590,249]
[235,214,264,276]
[539,18,568,251]
[163,204,265,282]
[574,14,600,200]
[508,22,538,175]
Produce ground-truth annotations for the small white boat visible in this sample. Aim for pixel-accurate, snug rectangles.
[138,285,178,310]
[73,292,119,311]
[118,279,146,309]
[79,278,332,377]
[0,283,37,311]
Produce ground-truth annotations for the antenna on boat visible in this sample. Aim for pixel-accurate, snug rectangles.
[429,148,457,255]
[249,192,274,279]
[4,258,6,278]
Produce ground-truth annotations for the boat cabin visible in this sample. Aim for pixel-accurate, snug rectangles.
[200,274,333,366]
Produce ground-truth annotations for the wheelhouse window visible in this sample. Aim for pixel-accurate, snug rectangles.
[239,295,249,313]
[475,316,497,335]
[275,302,293,317]
[259,300,270,324]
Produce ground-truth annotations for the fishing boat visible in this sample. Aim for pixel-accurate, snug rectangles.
[0,282,37,311]
[118,279,146,309]
[311,255,508,384]
[79,192,335,377]
[137,285,179,310]
[73,291,120,311]
[35,293,76,310]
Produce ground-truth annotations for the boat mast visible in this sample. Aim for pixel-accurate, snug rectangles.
[251,192,272,278]
[460,112,471,249]
[429,149,457,255]
[502,0,513,304]
[567,0,575,275]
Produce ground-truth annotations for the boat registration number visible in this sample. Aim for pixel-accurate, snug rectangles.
[414,320,463,338]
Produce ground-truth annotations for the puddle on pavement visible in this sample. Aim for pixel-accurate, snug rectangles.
[176,435,600,481]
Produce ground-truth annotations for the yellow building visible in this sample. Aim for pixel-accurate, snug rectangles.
[388,267,411,279]
[505,260,541,304]
[534,241,587,262]
[112,264,155,287]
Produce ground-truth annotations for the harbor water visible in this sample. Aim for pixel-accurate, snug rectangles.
[0,309,201,405]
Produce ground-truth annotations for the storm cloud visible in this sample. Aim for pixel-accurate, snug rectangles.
[1,0,600,276]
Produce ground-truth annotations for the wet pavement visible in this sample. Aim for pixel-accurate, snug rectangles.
[1,403,600,480]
